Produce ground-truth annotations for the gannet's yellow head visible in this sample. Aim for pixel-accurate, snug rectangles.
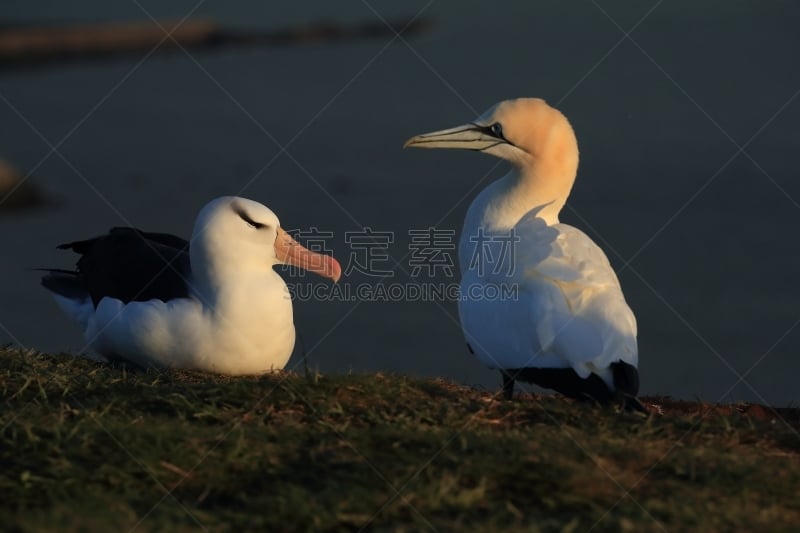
[404,98,579,175]
[405,98,581,225]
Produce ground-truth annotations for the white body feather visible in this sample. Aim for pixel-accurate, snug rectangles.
[459,196,637,387]
[81,273,295,374]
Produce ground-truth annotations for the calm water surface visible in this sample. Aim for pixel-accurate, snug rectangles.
[2,1,800,404]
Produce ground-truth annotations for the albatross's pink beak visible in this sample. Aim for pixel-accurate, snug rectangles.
[274,227,341,282]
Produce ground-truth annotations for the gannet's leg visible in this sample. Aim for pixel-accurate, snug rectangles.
[501,371,515,400]
[622,395,648,413]
[610,362,648,413]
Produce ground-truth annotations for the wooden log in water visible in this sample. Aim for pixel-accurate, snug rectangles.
[0,160,47,212]
[0,17,432,67]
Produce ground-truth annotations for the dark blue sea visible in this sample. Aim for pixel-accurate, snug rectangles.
[2,0,799,404]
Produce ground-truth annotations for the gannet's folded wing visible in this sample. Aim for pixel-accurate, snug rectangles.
[514,219,637,376]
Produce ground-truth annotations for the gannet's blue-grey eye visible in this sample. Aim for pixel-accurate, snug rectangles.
[490,122,504,138]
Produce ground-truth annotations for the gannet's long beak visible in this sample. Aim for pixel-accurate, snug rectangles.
[404,124,504,151]
[275,227,342,282]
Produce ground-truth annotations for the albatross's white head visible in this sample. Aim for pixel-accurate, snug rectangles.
[191,196,341,290]
[405,98,579,225]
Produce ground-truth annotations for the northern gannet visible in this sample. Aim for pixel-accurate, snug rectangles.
[41,196,341,374]
[405,98,642,409]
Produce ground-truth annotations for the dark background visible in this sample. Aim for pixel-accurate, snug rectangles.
[2,0,799,404]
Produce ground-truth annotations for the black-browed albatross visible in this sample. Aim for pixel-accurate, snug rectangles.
[41,196,341,374]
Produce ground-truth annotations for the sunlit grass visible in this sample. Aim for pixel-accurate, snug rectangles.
[2,347,800,531]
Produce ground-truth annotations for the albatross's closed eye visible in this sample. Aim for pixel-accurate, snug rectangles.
[234,206,267,230]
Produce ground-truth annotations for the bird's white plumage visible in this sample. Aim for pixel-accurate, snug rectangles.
[46,196,340,375]
[86,273,295,374]
[459,206,636,387]
[407,98,637,390]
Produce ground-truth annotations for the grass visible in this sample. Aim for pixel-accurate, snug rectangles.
[2,347,800,532]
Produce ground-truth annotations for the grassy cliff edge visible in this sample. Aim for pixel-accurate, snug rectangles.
[2,347,799,531]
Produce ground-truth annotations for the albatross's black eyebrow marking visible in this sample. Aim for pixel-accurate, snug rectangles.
[233,205,266,229]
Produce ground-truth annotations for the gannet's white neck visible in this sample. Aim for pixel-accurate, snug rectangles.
[478,149,579,231]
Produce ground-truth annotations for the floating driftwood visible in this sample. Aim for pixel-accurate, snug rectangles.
[0,17,432,67]
[0,159,47,212]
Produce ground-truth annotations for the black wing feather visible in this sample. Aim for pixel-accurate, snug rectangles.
[51,227,191,307]
[506,361,646,412]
